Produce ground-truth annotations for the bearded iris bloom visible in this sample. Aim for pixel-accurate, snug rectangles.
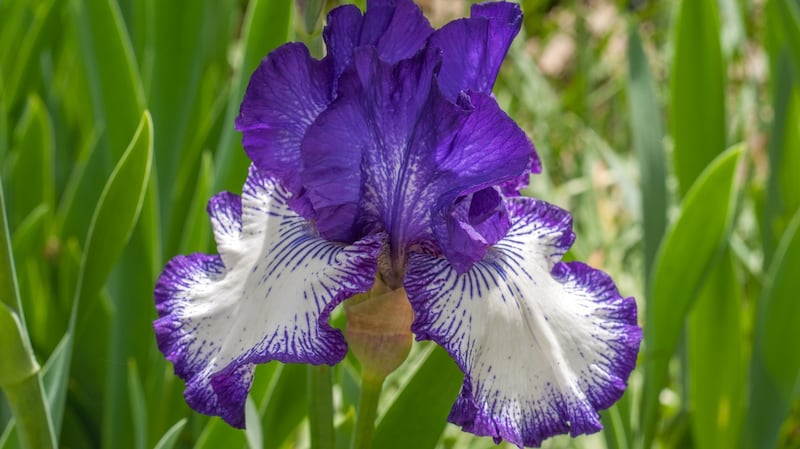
[154,1,641,447]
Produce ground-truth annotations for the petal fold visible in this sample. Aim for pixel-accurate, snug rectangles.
[300,48,533,271]
[154,166,382,427]
[324,0,433,80]
[235,43,334,195]
[429,1,522,101]
[404,198,641,447]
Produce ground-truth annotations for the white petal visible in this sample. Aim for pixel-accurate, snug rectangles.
[405,198,640,447]
[155,166,382,427]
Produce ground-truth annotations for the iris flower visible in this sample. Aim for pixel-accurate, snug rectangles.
[154,1,641,447]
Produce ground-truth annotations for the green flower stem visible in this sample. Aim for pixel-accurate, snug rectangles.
[309,364,334,449]
[351,371,385,449]
[2,375,57,449]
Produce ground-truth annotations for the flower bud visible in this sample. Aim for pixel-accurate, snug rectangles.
[345,281,414,380]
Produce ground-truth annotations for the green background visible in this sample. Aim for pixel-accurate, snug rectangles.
[1,0,799,448]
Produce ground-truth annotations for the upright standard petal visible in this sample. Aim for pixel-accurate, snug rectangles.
[300,47,533,273]
[235,43,333,196]
[154,166,382,428]
[428,1,523,101]
[324,0,433,80]
[405,198,641,447]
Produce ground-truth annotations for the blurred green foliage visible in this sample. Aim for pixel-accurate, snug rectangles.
[1,0,799,448]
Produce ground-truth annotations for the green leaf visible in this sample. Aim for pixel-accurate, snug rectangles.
[72,110,153,324]
[301,0,326,35]
[72,0,146,159]
[192,418,246,449]
[627,25,667,287]
[39,333,73,437]
[0,177,55,449]
[763,50,800,262]
[244,397,262,449]
[152,419,187,449]
[373,346,463,449]
[742,208,800,449]
[0,304,38,387]
[773,0,800,77]
[687,250,744,449]
[261,364,309,449]
[8,94,55,228]
[147,1,231,231]
[670,0,727,197]
[127,362,147,449]
[50,112,152,447]
[641,145,744,446]
[0,174,22,315]
[308,365,334,449]
[213,0,292,193]
[179,151,213,254]
[0,375,55,449]
[4,0,57,111]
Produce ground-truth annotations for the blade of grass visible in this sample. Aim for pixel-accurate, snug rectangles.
[0,173,55,449]
[48,112,153,444]
[762,52,797,263]
[670,0,726,197]
[127,361,147,449]
[308,365,334,449]
[640,145,744,447]
[774,0,800,77]
[71,111,153,327]
[153,419,187,449]
[8,95,55,228]
[742,208,800,449]
[178,150,213,254]
[627,25,667,287]
[149,1,237,238]
[72,0,145,159]
[687,249,744,449]
[213,0,292,193]
[372,346,463,449]
[5,0,57,111]
[261,364,309,449]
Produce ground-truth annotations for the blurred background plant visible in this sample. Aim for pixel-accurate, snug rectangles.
[0,0,798,448]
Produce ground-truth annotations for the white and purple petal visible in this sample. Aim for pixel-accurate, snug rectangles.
[154,166,382,428]
[405,198,641,447]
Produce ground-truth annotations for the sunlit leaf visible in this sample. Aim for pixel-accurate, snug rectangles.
[72,0,145,158]
[743,209,800,449]
[687,250,744,449]
[373,346,463,449]
[8,95,54,228]
[152,419,187,449]
[641,145,744,445]
[670,0,726,197]
[627,25,667,286]
[73,111,153,321]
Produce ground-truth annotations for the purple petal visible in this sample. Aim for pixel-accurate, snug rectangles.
[428,1,522,101]
[300,48,533,271]
[299,46,446,244]
[405,198,641,447]
[432,187,511,273]
[323,0,433,80]
[235,43,334,196]
[154,165,382,428]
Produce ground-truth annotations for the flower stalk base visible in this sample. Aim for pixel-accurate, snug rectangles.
[345,280,415,449]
